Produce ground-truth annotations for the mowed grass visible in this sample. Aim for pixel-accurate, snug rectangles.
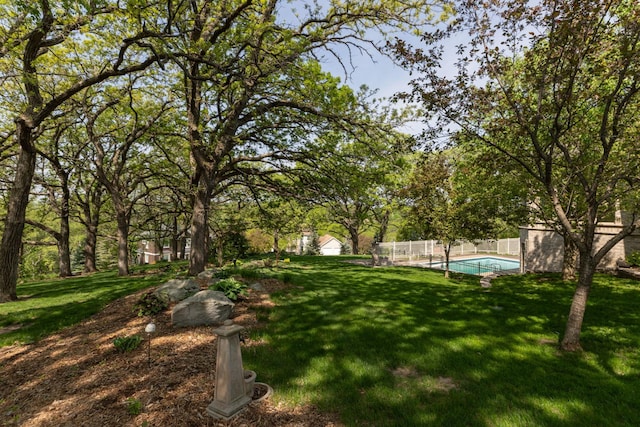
[0,262,183,346]
[241,257,640,426]
[2,256,639,425]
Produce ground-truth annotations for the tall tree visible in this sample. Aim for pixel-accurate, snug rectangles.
[30,111,98,277]
[0,0,164,301]
[158,0,450,274]
[306,127,412,254]
[249,187,307,262]
[401,149,510,277]
[81,80,174,276]
[72,167,106,273]
[395,0,640,350]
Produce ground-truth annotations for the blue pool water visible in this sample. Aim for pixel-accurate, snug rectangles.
[426,256,520,276]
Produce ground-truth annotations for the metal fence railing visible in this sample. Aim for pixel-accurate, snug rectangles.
[376,238,520,262]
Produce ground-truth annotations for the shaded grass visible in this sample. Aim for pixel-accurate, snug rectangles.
[3,256,639,425]
[241,257,640,426]
[0,262,184,346]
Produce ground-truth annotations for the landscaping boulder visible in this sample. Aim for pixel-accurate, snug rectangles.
[249,282,265,292]
[171,290,234,327]
[154,278,200,303]
[616,258,632,268]
[197,269,217,281]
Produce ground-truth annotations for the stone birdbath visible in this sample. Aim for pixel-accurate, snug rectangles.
[206,320,271,420]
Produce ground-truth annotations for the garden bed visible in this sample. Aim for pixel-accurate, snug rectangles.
[0,278,342,426]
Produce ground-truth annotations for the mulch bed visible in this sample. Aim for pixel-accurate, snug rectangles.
[0,278,343,427]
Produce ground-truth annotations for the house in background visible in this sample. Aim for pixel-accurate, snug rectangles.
[138,240,162,264]
[290,232,343,255]
[138,239,191,264]
[317,234,342,255]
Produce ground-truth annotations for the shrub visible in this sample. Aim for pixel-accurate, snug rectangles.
[281,272,294,284]
[209,277,248,301]
[133,291,168,317]
[213,269,233,279]
[627,251,640,267]
[126,397,143,415]
[113,335,142,353]
[236,267,263,280]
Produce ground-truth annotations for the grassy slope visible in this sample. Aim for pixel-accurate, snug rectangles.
[243,256,640,426]
[0,263,181,346]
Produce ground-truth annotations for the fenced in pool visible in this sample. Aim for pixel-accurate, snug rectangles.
[425,256,521,276]
[376,238,520,262]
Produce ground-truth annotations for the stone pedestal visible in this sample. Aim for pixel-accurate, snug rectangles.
[206,320,252,420]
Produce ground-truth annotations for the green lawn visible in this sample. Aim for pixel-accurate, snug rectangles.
[2,256,639,426]
[241,257,640,426]
[0,262,180,346]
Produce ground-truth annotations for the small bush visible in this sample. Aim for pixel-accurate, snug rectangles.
[213,269,233,279]
[209,277,248,301]
[113,335,142,353]
[281,272,294,284]
[236,267,264,280]
[126,397,142,415]
[133,292,168,317]
[627,251,640,267]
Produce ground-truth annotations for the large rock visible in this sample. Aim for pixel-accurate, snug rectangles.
[171,290,234,327]
[154,278,200,303]
[197,269,217,280]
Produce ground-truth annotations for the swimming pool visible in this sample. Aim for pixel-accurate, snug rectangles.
[425,256,520,276]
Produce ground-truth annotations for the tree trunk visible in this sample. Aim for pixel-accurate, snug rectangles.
[155,238,164,262]
[57,180,72,277]
[562,233,578,281]
[348,227,359,255]
[560,254,596,351]
[84,226,98,273]
[115,211,130,276]
[82,188,102,273]
[216,238,224,267]
[170,216,179,261]
[444,242,451,279]
[371,243,380,266]
[0,138,36,302]
[57,223,72,276]
[273,230,281,263]
[189,186,210,275]
[179,237,187,260]
[376,209,391,243]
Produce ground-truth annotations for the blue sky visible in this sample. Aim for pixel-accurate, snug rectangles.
[320,44,415,100]
[316,26,465,136]
[317,36,426,135]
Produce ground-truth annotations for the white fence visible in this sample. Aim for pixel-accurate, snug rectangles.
[376,238,520,262]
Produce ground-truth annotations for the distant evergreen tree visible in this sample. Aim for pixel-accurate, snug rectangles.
[306,233,320,255]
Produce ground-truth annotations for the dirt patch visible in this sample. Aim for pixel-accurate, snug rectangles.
[432,376,458,392]
[390,366,419,378]
[0,278,342,427]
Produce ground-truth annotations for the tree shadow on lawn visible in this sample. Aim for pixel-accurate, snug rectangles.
[1,272,168,346]
[245,261,640,426]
